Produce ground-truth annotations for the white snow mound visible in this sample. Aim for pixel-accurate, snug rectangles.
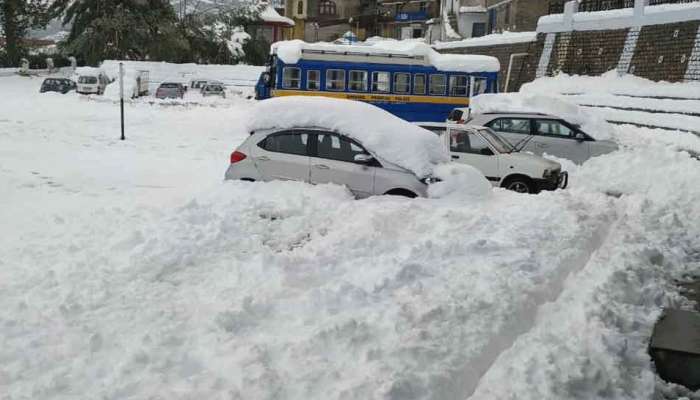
[470,93,615,140]
[428,163,492,200]
[247,96,450,178]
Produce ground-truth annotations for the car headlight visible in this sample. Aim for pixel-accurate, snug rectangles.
[421,176,442,185]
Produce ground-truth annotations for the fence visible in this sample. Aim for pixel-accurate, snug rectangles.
[549,0,700,14]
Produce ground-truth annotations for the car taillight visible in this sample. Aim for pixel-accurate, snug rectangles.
[230,151,246,164]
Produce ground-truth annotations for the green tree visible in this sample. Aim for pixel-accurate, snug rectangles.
[51,0,189,65]
[0,0,51,66]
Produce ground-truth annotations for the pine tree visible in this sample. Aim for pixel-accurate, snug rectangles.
[50,0,189,65]
[0,0,51,66]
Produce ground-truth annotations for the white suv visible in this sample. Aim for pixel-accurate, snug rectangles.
[420,123,568,193]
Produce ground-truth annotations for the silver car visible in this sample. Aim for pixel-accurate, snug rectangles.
[463,112,618,164]
[224,128,432,198]
[202,84,226,98]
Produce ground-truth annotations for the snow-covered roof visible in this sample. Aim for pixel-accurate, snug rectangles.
[272,40,500,73]
[470,93,614,140]
[259,4,294,26]
[433,31,537,50]
[247,96,449,177]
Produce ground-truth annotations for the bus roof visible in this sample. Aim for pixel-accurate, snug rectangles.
[271,40,500,73]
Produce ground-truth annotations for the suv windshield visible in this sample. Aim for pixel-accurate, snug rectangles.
[478,128,514,153]
[160,83,180,88]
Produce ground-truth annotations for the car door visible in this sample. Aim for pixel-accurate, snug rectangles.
[485,117,534,150]
[448,128,500,184]
[531,119,590,163]
[253,130,311,182]
[309,132,375,198]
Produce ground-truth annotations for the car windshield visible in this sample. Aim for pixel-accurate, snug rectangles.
[207,86,222,91]
[160,83,180,88]
[477,128,515,153]
[78,76,97,84]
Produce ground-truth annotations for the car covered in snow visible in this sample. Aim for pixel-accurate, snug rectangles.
[201,83,226,98]
[225,97,451,198]
[40,78,76,94]
[76,72,110,95]
[155,82,185,99]
[465,112,618,164]
[420,123,568,193]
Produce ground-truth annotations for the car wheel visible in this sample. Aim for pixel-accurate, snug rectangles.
[502,176,534,194]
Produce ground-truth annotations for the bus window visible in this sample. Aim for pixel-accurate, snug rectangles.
[282,67,301,89]
[372,71,390,93]
[307,70,320,90]
[394,73,410,94]
[326,69,346,91]
[429,74,446,95]
[473,77,489,95]
[449,75,468,96]
[414,74,426,95]
[349,70,368,92]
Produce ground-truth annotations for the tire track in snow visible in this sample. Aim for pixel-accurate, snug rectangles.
[456,199,619,400]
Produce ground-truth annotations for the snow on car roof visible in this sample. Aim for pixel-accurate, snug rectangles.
[470,93,615,140]
[247,96,450,177]
[271,40,500,73]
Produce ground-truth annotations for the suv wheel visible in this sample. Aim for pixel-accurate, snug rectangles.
[502,176,534,194]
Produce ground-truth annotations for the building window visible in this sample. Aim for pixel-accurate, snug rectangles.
[282,67,301,89]
[348,70,368,91]
[419,1,427,12]
[429,74,446,95]
[449,75,468,96]
[318,0,336,15]
[472,23,486,38]
[372,71,390,93]
[413,74,426,95]
[297,0,303,15]
[326,69,345,91]
[394,73,410,94]
[307,70,320,90]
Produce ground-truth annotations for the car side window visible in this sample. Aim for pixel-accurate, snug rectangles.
[316,133,368,163]
[488,118,531,135]
[450,131,493,155]
[534,120,574,138]
[258,133,309,156]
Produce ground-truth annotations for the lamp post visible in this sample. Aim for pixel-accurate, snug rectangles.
[119,62,125,141]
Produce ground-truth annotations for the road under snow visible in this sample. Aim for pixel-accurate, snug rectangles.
[1,75,699,400]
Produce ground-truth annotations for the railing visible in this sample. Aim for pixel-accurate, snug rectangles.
[548,0,699,14]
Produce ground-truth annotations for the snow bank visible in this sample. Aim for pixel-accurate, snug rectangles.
[272,40,501,73]
[522,70,700,99]
[433,31,537,50]
[470,93,615,140]
[248,96,449,177]
[428,163,492,200]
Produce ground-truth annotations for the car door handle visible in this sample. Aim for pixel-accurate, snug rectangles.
[451,155,460,159]
[314,164,330,170]
[256,156,270,161]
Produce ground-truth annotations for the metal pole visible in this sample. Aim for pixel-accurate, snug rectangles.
[505,53,529,92]
[119,62,125,140]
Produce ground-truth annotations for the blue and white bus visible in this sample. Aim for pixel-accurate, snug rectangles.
[255,41,500,122]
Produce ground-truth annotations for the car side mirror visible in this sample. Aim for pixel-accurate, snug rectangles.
[480,148,494,156]
[262,72,271,85]
[575,132,586,142]
[354,154,373,163]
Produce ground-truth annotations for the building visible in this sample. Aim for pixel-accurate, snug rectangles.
[252,4,296,43]
[375,0,439,40]
[286,0,366,41]
[434,0,549,42]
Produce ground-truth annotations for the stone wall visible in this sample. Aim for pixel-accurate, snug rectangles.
[435,18,700,92]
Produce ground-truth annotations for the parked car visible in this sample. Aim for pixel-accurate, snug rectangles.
[76,73,110,95]
[202,83,226,98]
[225,97,452,198]
[155,82,185,99]
[190,79,209,89]
[458,112,618,164]
[419,123,568,194]
[200,80,223,94]
[40,78,76,94]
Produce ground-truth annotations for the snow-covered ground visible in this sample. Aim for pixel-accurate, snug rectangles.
[1,74,700,400]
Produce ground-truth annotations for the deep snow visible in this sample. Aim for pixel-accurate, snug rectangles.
[1,74,700,400]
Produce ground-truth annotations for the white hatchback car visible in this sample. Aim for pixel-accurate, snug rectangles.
[420,123,568,193]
